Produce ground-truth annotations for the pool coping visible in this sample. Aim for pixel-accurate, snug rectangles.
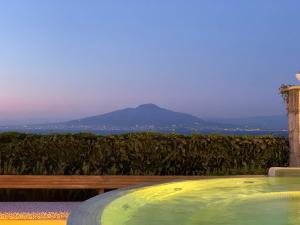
[268,167,300,177]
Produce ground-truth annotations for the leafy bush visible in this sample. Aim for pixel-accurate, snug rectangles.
[0,132,289,176]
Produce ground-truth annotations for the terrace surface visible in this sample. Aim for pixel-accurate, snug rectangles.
[0,202,79,225]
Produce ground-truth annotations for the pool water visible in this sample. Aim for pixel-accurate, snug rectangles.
[101,177,300,225]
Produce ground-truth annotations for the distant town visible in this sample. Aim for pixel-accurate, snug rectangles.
[0,104,288,136]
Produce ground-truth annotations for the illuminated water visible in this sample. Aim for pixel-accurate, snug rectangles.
[101,177,300,225]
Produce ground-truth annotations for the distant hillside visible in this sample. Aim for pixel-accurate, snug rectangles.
[1,105,288,136]
[62,104,217,128]
[205,115,288,130]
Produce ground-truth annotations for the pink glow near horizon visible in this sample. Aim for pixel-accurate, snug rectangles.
[0,94,153,120]
[0,96,82,117]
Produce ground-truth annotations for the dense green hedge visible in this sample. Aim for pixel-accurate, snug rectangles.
[0,132,289,176]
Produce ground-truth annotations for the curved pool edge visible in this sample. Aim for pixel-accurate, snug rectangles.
[67,188,129,225]
[67,181,176,225]
[67,176,265,225]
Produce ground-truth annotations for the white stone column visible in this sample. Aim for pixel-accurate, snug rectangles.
[282,86,300,166]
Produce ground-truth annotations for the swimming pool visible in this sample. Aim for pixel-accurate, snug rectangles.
[68,177,300,225]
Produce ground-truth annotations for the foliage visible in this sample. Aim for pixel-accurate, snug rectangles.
[0,132,289,200]
[0,132,289,176]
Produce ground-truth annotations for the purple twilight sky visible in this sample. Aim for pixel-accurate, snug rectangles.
[0,0,299,125]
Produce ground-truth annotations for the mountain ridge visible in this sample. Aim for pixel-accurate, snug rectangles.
[62,103,216,128]
[0,104,287,136]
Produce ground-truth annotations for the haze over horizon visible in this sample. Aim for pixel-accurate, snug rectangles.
[1,1,299,125]
[0,103,287,126]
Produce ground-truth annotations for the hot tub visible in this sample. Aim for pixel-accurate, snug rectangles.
[68,176,300,225]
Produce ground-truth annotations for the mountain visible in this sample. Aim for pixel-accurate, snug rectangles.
[61,104,217,129]
[205,115,288,130]
[1,105,287,136]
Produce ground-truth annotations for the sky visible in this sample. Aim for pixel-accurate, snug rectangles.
[0,0,299,125]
